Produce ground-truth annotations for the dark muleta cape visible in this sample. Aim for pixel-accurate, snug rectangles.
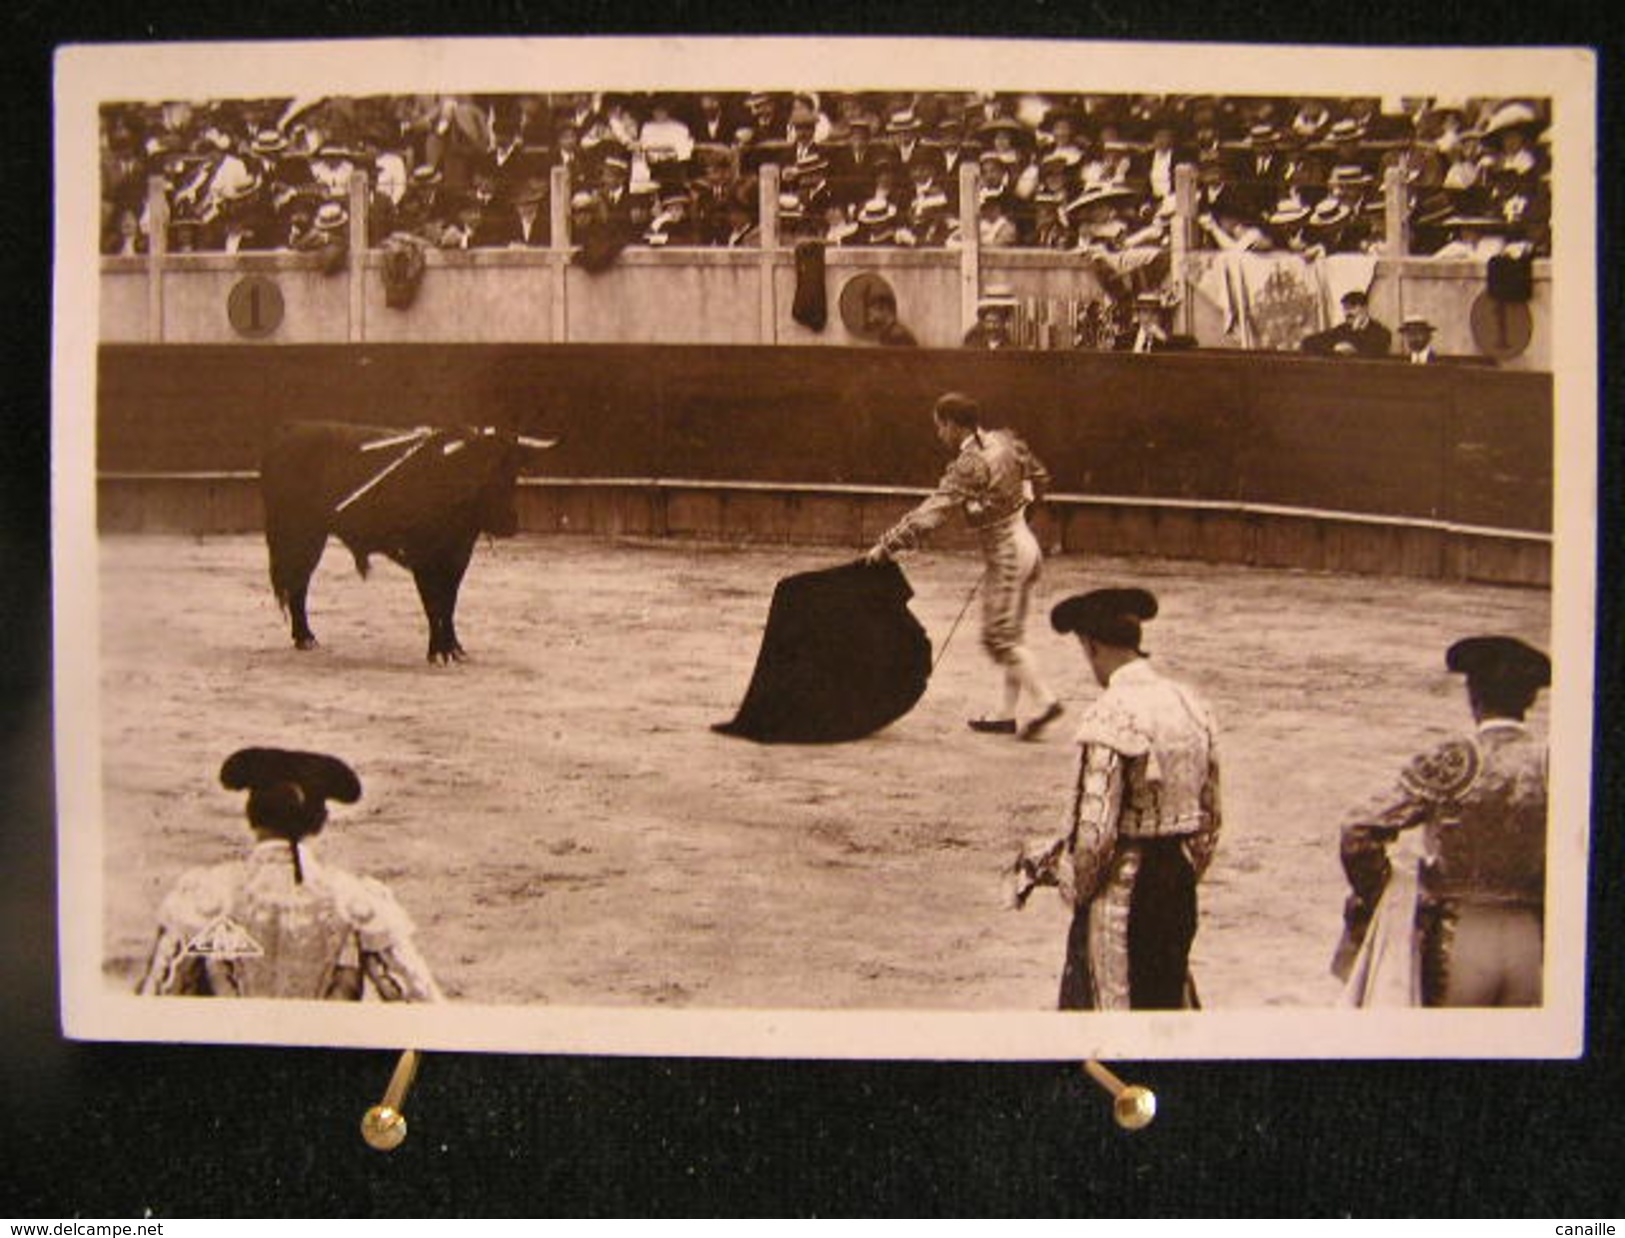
[714,559,932,743]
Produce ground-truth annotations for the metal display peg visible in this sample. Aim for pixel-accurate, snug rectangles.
[361,1049,422,1151]
[1082,1060,1157,1130]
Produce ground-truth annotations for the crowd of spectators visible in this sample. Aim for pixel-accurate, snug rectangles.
[100,90,1552,262]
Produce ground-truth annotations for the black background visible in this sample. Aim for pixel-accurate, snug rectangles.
[4,2,1621,1217]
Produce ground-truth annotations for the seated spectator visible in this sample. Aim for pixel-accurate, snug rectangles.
[1397,315,1439,364]
[853,197,900,246]
[868,162,909,216]
[594,151,635,221]
[787,92,832,144]
[721,194,760,248]
[690,92,737,147]
[1442,129,1493,193]
[273,191,319,251]
[102,204,147,256]
[1407,189,1458,256]
[514,93,552,148]
[1324,117,1376,178]
[1038,109,1085,167]
[624,180,659,240]
[1193,154,1239,223]
[790,157,837,227]
[1304,196,1353,254]
[1290,97,1333,143]
[484,108,544,206]
[1132,119,1184,205]
[690,147,744,244]
[1231,123,1288,199]
[1035,149,1082,207]
[1119,292,1196,352]
[821,201,859,245]
[1029,190,1073,249]
[1326,163,1377,211]
[295,200,350,273]
[551,118,586,178]
[600,93,643,155]
[976,192,1020,248]
[246,127,292,183]
[884,108,927,169]
[976,149,1017,209]
[372,149,410,212]
[1119,194,1178,250]
[645,187,699,246]
[394,164,452,244]
[308,144,358,200]
[964,286,1020,349]
[1490,174,1551,256]
[976,117,1037,199]
[1095,124,1137,187]
[437,192,488,249]
[639,94,695,183]
[1419,99,1470,157]
[775,192,817,242]
[168,217,203,253]
[930,116,977,204]
[786,112,826,171]
[860,287,918,347]
[899,162,954,247]
[1198,195,1272,252]
[479,175,551,247]
[1383,136,1445,192]
[1264,194,1314,253]
[1069,184,1140,253]
[1301,289,1392,357]
[207,176,276,252]
[1275,131,1327,204]
[1481,101,1545,182]
[1431,214,1527,261]
[828,114,887,210]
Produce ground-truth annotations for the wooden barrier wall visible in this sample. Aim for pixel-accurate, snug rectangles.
[96,343,1553,584]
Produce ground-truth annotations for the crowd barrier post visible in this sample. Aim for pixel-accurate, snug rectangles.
[346,170,368,343]
[1173,163,1200,335]
[958,160,980,333]
[758,162,780,343]
[551,164,572,342]
[1383,164,1411,259]
[145,174,168,343]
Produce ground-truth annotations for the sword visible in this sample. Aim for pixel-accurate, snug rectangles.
[932,571,985,673]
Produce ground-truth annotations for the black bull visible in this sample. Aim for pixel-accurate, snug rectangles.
[261,421,555,662]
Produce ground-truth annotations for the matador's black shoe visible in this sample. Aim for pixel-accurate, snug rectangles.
[1018,701,1066,742]
[967,717,1018,735]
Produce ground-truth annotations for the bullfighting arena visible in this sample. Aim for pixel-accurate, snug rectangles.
[96,533,1550,1011]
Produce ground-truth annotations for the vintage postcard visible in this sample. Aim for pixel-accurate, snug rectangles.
[53,36,1597,1058]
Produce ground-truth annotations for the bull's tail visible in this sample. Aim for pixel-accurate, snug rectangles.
[265,514,329,617]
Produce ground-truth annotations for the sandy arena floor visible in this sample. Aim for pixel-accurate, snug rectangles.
[92,533,1550,1011]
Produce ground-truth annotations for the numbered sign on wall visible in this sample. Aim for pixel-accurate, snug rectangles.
[226,275,285,339]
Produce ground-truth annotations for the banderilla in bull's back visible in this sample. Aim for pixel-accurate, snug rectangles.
[260,420,558,663]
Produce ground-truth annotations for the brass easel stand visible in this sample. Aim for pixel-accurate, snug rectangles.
[1082,1060,1157,1130]
[358,1050,1153,1144]
[361,1049,421,1150]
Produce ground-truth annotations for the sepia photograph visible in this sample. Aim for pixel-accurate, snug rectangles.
[51,35,1598,1060]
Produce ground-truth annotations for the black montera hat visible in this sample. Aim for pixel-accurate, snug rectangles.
[221,747,362,840]
[1051,587,1159,650]
[1445,636,1550,692]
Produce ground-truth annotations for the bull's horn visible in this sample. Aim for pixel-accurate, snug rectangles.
[516,435,561,451]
